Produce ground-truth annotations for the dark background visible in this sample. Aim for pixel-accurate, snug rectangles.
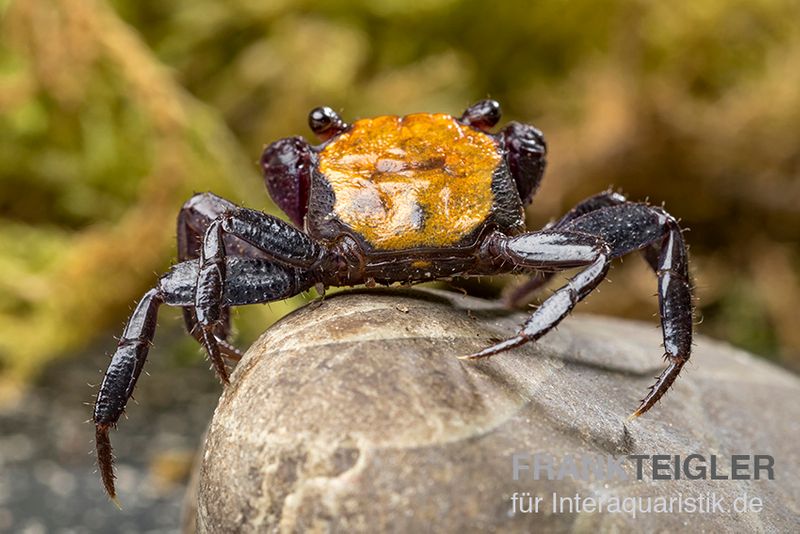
[1,0,798,531]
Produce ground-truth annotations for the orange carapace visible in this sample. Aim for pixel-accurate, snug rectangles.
[317,114,501,250]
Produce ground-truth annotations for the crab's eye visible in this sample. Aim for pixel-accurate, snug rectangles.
[308,106,344,139]
[460,99,502,131]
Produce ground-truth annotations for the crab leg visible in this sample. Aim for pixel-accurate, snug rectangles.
[466,203,693,418]
[94,288,162,505]
[563,203,692,417]
[465,231,610,358]
[195,221,229,382]
[505,190,654,307]
[177,192,272,360]
[94,257,313,501]
[217,207,324,268]
[192,207,324,379]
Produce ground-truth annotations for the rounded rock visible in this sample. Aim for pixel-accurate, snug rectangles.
[194,289,800,532]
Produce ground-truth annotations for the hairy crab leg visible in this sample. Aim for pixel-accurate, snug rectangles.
[94,288,163,504]
[195,221,229,382]
[178,192,269,359]
[190,206,325,378]
[94,257,314,501]
[564,204,693,417]
[463,231,610,360]
[629,219,692,417]
[504,190,657,307]
[466,202,694,418]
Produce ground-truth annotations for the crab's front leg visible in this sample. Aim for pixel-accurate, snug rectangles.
[195,220,230,381]
[465,231,612,358]
[504,190,631,307]
[466,202,693,418]
[94,257,316,501]
[178,192,268,361]
[192,207,324,382]
[94,288,163,505]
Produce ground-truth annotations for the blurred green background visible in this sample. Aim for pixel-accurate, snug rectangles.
[2,0,799,399]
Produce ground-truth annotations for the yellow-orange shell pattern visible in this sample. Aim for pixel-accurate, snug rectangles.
[318,113,501,250]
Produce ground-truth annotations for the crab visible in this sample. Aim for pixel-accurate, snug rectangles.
[93,100,693,501]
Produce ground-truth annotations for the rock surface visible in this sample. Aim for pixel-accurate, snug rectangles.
[193,289,800,533]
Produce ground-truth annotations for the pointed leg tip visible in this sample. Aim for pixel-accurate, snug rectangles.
[459,336,527,361]
[202,329,231,384]
[95,424,120,506]
[629,397,655,420]
[216,360,231,385]
[628,358,686,421]
[459,345,502,361]
[212,367,230,385]
[110,495,123,510]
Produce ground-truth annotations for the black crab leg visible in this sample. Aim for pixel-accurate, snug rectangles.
[195,221,230,382]
[192,206,324,382]
[177,193,269,361]
[94,288,162,506]
[466,202,693,418]
[563,203,692,418]
[94,257,313,501]
[464,231,611,357]
[505,190,633,307]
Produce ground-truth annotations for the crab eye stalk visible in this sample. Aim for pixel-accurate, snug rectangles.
[460,99,502,131]
[308,106,348,141]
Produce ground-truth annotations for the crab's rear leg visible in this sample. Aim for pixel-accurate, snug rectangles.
[562,203,693,417]
[467,203,693,418]
[94,257,314,501]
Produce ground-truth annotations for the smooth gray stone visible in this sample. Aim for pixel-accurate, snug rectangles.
[193,288,800,533]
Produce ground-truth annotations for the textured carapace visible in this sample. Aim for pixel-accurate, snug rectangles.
[318,113,502,250]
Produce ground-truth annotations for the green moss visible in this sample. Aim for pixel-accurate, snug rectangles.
[2,0,799,388]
